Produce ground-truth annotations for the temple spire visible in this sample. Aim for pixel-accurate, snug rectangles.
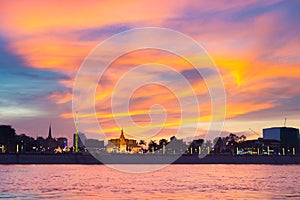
[119,128,126,151]
[120,128,125,139]
[48,123,52,139]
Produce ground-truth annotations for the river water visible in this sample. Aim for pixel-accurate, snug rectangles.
[0,164,299,199]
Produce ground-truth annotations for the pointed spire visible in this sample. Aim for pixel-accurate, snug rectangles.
[48,123,52,139]
[120,128,126,146]
[120,128,126,140]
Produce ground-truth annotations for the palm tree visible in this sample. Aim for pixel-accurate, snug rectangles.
[139,140,146,146]
[148,140,158,153]
[159,138,168,146]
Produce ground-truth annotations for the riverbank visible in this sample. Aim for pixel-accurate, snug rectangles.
[1,153,300,164]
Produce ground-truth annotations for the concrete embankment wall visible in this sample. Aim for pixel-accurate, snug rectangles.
[0,153,100,164]
[0,153,300,164]
[175,155,300,164]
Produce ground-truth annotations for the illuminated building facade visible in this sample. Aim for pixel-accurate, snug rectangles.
[106,129,140,153]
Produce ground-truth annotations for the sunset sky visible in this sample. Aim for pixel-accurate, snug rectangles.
[0,1,300,143]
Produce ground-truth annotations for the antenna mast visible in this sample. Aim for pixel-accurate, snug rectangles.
[75,111,79,153]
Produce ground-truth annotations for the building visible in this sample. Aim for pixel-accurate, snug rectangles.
[57,137,68,148]
[263,127,300,152]
[16,134,36,153]
[106,129,140,153]
[238,138,281,155]
[73,132,87,149]
[45,124,58,152]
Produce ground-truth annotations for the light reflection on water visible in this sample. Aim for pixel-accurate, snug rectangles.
[0,165,299,199]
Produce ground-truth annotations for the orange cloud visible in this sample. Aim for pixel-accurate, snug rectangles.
[0,1,187,36]
[49,91,72,104]
[1,0,299,141]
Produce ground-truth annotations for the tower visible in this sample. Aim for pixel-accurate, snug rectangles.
[47,124,52,139]
[45,123,58,152]
[75,112,79,153]
[119,128,127,152]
